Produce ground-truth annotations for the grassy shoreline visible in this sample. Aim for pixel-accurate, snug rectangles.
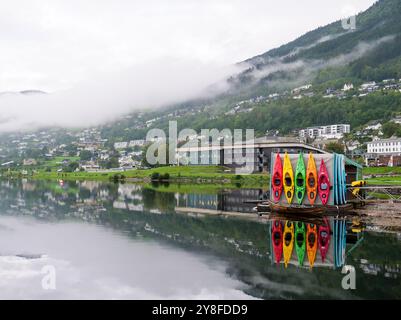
[4,164,401,187]
[4,165,269,188]
[363,167,401,175]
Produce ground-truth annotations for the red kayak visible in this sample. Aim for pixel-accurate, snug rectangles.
[272,220,283,264]
[318,159,331,205]
[318,218,331,263]
[272,153,283,202]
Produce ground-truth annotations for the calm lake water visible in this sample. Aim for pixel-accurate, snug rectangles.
[0,179,400,299]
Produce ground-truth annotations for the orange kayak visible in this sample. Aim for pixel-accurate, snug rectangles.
[306,153,318,205]
[307,223,318,268]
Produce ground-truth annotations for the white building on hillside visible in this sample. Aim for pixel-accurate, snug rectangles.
[115,140,146,150]
[291,84,312,94]
[367,137,401,156]
[114,142,128,149]
[128,139,146,147]
[299,124,350,140]
[360,82,376,91]
[343,83,354,91]
[390,116,401,125]
[364,121,382,131]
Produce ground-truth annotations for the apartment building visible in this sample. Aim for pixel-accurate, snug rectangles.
[299,124,350,140]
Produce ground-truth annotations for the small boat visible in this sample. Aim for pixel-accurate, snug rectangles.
[272,153,283,203]
[283,153,294,205]
[318,218,331,263]
[307,223,318,268]
[295,222,306,266]
[295,153,306,205]
[306,153,318,205]
[318,159,331,205]
[283,221,294,268]
[272,220,283,264]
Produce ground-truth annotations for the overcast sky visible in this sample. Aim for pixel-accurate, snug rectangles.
[0,0,376,92]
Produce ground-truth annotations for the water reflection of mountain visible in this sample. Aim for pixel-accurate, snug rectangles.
[0,180,400,299]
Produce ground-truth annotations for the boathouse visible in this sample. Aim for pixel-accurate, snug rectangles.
[176,136,328,174]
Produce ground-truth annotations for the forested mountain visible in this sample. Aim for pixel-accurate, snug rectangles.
[237,0,401,94]
[7,0,401,143]
[99,0,401,143]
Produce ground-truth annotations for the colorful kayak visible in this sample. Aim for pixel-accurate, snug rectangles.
[272,220,283,264]
[295,221,306,266]
[283,221,294,268]
[283,153,294,205]
[295,153,306,205]
[272,153,283,203]
[318,218,331,263]
[318,159,331,205]
[306,153,318,205]
[307,223,318,268]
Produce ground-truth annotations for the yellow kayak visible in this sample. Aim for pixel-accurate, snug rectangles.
[307,224,318,269]
[283,221,294,268]
[283,152,294,204]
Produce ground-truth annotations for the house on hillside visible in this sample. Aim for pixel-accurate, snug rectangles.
[390,116,401,125]
[114,142,128,149]
[342,83,354,91]
[23,159,37,166]
[364,120,382,131]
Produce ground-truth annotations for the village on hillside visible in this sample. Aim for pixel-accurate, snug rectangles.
[1,79,401,175]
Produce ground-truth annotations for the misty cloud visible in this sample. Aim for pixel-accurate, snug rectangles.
[0,59,240,132]
[243,35,396,89]
[0,0,377,132]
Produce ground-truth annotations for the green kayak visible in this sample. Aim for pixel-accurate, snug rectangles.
[295,221,306,266]
[295,152,306,204]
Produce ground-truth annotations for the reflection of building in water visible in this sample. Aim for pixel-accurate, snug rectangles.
[113,201,128,210]
[22,180,36,191]
[127,203,144,211]
[359,262,400,279]
[117,184,143,200]
[177,194,221,210]
[112,184,144,212]
[176,189,268,214]
[221,189,268,213]
[79,181,103,193]
[113,200,144,212]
